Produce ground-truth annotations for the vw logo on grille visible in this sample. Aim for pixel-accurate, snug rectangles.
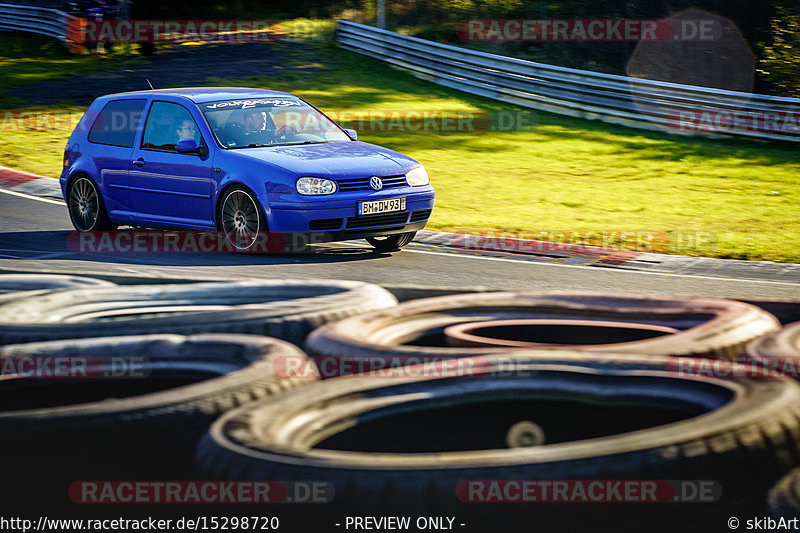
[369,176,383,191]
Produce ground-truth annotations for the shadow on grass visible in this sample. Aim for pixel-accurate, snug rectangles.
[254,46,800,167]
[0,31,141,107]
[535,120,799,165]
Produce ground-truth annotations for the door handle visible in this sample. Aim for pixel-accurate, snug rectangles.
[132,158,145,167]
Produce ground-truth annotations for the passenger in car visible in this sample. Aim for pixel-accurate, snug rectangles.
[176,119,197,142]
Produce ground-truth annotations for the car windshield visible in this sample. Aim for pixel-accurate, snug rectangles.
[199,97,350,149]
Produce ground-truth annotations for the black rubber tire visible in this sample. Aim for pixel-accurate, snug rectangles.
[0,273,113,300]
[748,321,800,359]
[217,185,268,252]
[0,279,397,346]
[769,468,800,520]
[196,354,800,531]
[67,175,116,231]
[743,321,800,381]
[366,231,416,252]
[2,333,314,509]
[306,292,779,373]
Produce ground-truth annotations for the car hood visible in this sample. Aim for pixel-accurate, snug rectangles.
[233,141,419,178]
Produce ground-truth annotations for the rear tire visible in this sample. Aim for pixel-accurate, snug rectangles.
[67,176,115,231]
[366,231,416,252]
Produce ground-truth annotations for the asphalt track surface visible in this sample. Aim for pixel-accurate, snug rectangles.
[1,188,798,300]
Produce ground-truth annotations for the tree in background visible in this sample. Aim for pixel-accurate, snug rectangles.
[123,0,796,97]
[757,5,800,97]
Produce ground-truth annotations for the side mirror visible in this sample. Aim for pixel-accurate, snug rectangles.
[343,128,357,141]
[176,139,201,154]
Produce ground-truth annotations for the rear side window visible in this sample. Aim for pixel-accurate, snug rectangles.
[88,99,146,148]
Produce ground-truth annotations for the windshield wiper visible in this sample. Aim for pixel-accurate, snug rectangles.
[273,140,329,147]
[228,143,271,149]
[227,140,331,150]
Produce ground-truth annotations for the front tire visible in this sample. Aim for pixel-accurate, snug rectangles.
[219,186,266,252]
[67,176,115,231]
[366,231,416,252]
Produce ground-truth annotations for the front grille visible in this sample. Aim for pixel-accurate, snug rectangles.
[346,211,409,229]
[309,218,342,230]
[336,175,407,192]
[410,209,432,222]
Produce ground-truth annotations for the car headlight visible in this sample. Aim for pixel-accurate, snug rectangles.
[406,166,429,187]
[296,177,337,195]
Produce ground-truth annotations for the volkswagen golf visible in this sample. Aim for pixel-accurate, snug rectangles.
[61,88,435,252]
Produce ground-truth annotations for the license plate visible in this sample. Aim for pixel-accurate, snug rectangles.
[358,197,406,215]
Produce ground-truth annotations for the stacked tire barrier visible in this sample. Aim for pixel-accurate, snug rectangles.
[2,334,315,509]
[1,273,799,529]
[0,275,397,512]
[0,273,114,302]
[0,279,398,345]
[197,355,800,530]
[305,292,781,366]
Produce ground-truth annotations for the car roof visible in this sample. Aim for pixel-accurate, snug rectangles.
[103,87,297,104]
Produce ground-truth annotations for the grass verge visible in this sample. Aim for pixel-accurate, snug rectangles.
[1,32,798,262]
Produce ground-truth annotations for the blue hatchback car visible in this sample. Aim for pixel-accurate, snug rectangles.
[61,88,435,252]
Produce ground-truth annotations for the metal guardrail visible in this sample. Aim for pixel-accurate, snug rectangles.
[0,2,71,44]
[337,20,800,142]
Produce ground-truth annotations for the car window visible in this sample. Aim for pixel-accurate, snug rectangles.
[141,101,205,153]
[87,99,146,148]
[200,98,350,148]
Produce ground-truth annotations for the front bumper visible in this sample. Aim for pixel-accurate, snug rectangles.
[276,219,430,247]
[262,188,435,238]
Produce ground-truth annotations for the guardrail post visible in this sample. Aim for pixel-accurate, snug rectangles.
[377,0,385,29]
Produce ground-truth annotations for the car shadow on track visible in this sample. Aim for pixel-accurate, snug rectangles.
[0,230,396,266]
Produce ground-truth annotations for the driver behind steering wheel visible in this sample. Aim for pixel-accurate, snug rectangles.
[241,108,300,145]
[242,109,273,145]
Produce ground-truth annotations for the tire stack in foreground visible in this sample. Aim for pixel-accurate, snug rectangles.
[2,277,799,531]
[0,275,397,513]
[194,292,799,530]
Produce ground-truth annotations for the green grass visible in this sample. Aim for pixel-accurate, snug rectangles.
[2,33,799,262]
